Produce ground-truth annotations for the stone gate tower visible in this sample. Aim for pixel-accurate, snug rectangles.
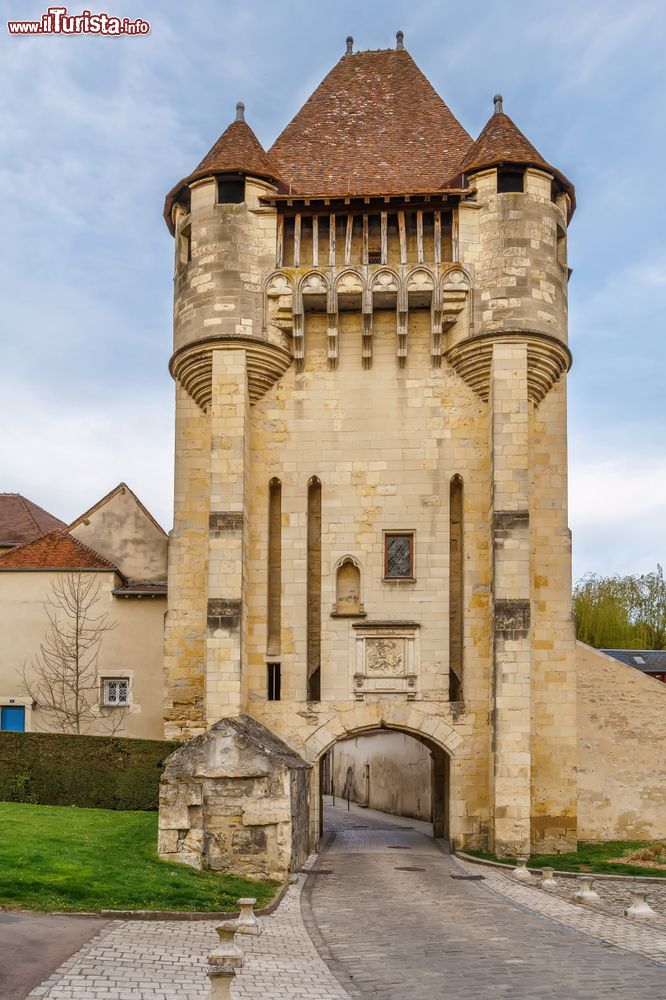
[159,34,577,877]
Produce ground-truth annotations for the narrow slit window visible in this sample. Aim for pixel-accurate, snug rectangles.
[307,477,322,701]
[267,663,281,701]
[178,227,191,266]
[449,475,464,701]
[267,478,281,656]
[384,533,414,579]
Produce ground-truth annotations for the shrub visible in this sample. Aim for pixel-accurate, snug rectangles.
[0,732,180,810]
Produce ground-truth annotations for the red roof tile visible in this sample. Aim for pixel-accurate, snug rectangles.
[164,106,282,230]
[459,97,575,208]
[0,529,118,572]
[268,48,473,197]
[0,494,65,547]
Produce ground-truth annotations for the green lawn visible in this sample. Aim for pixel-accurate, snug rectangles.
[0,802,279,912]
[464,840,666,878]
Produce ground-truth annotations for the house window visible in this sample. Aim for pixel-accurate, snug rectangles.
[384,533,414,579]
[217,178,245,204]
[103,679,129,707]
[267,663,281,701]
[497,169,524,193]
[178,226,191,265]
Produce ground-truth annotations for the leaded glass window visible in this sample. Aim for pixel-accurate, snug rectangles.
[103,679,129,707]
[384,533,414,579]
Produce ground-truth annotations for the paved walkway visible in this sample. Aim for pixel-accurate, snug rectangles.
[304,800,666,999]
[21,801,666,999]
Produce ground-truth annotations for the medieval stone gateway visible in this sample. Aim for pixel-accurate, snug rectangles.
[158,34,666,878]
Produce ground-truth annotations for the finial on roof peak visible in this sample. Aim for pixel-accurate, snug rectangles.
[493,94,504,115]
[235,101,245,123]
[346,36,353,55]
[396,30,404,50]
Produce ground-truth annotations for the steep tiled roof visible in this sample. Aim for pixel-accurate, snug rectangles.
[0,494,65,547]
[268,48,473,196]
[164,106,282,230]
[459,97,575,207]
[0,529,118,572]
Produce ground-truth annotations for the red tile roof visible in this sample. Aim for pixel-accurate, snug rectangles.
[459,99,575,208]
[164,108,282,230]
[0,529,118,572]
[268,48,473,197]
[0,494,65,547]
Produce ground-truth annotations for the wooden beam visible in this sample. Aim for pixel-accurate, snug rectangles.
[416,210,424,263]
[312,215,319,267]
[276,215,284,268]
[434,210,442,265]
[345,214,353,266]
[329,214,336,267]
[398,211,407,265]
[293,213,301,267]
[380,211,388,265]
[362,214,369,265]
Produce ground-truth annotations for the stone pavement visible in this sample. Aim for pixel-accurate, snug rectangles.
[304,800,666,999]
[26,863,347,1000]
[24,800,666,999]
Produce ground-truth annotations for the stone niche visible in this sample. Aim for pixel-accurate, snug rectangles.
[158,714,311,880]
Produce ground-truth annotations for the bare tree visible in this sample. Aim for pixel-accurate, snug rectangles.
[21,573,124,735]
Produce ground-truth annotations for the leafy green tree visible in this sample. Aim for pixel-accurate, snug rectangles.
[573,565,666,650]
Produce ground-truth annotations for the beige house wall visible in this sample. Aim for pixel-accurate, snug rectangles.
[577,641,666,841]
[69,486,167,582]
[0,571,165,739]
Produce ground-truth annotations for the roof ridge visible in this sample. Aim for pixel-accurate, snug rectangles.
[68,482,167,538]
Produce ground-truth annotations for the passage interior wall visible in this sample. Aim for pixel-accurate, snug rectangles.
[331,731,432,820]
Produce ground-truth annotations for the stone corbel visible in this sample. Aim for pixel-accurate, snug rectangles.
[292,289,304,372]
[431,285,443,367]
[327,285,338,371]
[362,287,373,370]
[397,284,408,368]
[441,268,470,329]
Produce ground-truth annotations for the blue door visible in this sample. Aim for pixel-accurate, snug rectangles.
[1,706,25,731]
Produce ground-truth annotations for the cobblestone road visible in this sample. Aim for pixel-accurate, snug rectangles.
[305,800,666,999]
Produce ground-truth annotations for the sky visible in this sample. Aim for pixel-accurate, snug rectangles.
[1,0,665,582]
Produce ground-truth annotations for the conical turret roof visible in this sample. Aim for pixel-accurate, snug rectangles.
[459,96,575,210]
[164,104,282,230]
[268,45,473,197]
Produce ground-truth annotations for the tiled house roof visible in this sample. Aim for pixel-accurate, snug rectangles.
[0,529,119,572]
[268,48,473,196]
[164,107,282,228]
[459,97,575,206]
[0,494,65,547]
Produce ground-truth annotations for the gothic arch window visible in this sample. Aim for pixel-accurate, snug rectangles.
[333,557,364,617]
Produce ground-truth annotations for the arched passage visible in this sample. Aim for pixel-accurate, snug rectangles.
[318,728,449,839]
[304,706,461,844]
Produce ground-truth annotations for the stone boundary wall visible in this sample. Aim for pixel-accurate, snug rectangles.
[577,641,666,841]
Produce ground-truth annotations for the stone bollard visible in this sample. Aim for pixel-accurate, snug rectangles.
[207,921,243,1000]
[540,867,557,888]
[236,897,262,937]
[625,890,658,921]
[573,876,600,903]
[512,857,532,881]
